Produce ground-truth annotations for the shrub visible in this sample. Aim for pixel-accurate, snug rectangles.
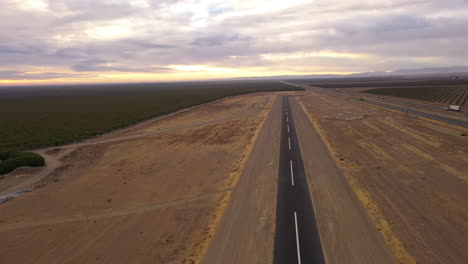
[0,151,45,175]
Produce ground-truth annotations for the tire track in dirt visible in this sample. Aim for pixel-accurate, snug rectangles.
[0,188,234,232]
[0,97,269,202]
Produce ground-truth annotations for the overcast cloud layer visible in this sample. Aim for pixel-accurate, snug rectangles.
[1,0,468,83]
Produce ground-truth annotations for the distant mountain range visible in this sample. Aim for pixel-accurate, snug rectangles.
[226,66,468,81]
[357,66,468,76]
[391,66,468,75]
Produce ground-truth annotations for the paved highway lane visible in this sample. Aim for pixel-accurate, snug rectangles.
[282,81,468,128]
[273,96,325,264]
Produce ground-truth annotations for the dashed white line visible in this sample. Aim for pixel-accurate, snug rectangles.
[288,137,291,150]
[287,125,290,133]
[287,116,289,122]
[294,212,302,264]
[290,160,294,186]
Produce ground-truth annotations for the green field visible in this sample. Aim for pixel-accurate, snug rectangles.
[363,86,468,106]
[0,81,300,151]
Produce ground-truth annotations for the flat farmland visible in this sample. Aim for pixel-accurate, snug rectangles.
[0,92,275,263]
[363,86,468,106]
[0,81,300,151]
[299,78,468,89]
[298,92,468,264]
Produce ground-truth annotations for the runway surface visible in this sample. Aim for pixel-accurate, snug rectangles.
[273,96,325,264]
[203,94,397,264]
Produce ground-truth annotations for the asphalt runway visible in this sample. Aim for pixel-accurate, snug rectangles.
[203,94,396,264]
[273,96,325,264]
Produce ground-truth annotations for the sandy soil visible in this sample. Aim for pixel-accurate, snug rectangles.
[0,92,273,264]
[298,91,468,264]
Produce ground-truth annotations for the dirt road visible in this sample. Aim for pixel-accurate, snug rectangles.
[0,95,268,201]
[0,93,272,264]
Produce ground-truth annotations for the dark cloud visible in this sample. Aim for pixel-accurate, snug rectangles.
[122,39,174,49]
[72,59,171,73]
[191,34,250,47]
[50,0,140,24]
[0,70,92,80]
[0,45,29,55]
[0,70,23,78]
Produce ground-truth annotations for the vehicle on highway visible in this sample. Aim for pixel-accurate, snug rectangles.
[445,105,462,112]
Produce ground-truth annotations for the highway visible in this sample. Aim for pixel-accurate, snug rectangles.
[273,96,325,264]
[282,81,468,128]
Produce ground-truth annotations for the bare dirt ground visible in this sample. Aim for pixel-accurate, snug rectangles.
[298,91,468,264]
[342,87,468,122]
[0,93,273,264]
[290,96,396,264]
[203,96,283,264]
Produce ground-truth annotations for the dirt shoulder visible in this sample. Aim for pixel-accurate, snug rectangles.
[291,96,396,264]
[203,95,282,264]
[0,92,274,264]
[298,91,468,264]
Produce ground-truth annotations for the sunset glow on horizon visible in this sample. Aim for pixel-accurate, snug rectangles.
[1,0,467,85]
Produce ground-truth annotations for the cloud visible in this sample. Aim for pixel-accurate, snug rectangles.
[72,59,171,72]
[191,34,250,47]
[52,1,140,24]
[1,0,468,83]
[0,70,92,80]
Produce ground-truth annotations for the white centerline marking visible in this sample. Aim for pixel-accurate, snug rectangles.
[290,160,294,186]
[287,125,290,133]
[288,137,291,150]
[294,212,302,264]
[287,116,289,122]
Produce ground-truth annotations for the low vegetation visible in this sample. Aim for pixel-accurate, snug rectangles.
[0,150,45,175]
[299,78,468,88]
[289,76,402,84]
[363,86,468,106]
[0,81,301,151]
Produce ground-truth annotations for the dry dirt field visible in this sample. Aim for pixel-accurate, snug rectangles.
[0,93,273,264]
[298,92,468,264]
[310,87,468,123]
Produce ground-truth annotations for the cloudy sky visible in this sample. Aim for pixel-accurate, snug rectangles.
[1,0,467,84]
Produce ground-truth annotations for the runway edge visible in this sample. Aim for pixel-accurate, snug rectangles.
[202,95,282,264]
[290,96,397,264]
